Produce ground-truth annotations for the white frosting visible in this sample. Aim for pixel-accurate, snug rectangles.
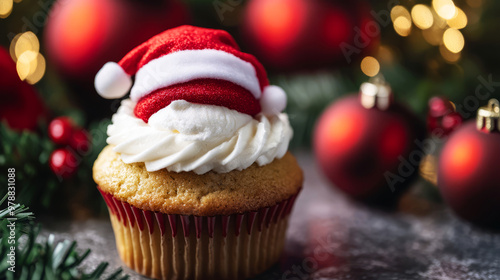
[107,99,293,174]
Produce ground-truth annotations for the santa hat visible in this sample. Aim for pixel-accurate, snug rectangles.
[94,25,286,122]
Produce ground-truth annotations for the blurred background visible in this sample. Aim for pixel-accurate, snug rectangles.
[1,0,500,219]
[2,0,500,278]
[1,0,499,215]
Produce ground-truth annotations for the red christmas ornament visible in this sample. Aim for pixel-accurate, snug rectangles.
[44,0,189,82]
[242,0,378,70]
[438,99,500,228]
[427,96,462,137]
[314,79,425,201]
[0,47,46,131]
[48,117,74,145]
[49,148,79,179]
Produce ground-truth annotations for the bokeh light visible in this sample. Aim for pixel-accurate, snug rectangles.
[447,7,467,29]
[391,5,411,22]
[378,45,394,64]
[422,25,445,46]
[433,0,457,20]
[16,50,38,80]
[443,28,464,53]
[466,0,482,8]
[393,17,412,37]
[9,33,21,60]
[439,44,461,63]
[360,56,380,77]
[9,31,45,84]
[391,6,412,37]
[0,0,13,18]
[14,32,39,59]
[412,5,434,30]
[26,53,46,84]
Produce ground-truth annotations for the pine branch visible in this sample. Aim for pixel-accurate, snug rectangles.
[0,194,34,236]
[0,195,128,280]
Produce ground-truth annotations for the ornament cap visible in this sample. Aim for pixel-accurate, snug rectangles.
[360,76,393,110]
[476,99,500,132]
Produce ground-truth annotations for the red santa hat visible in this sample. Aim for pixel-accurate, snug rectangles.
[94,25,286,122]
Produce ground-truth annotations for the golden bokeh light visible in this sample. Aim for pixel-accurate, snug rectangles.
[9,33,21,61]
[9,31,45,84]
[443,28,464,53]
[466,0,482,8]
[26,54,46,84]
[378,45,394,64]
[360,56,380,77]
[432,0,457,20]
[391,6,412,37]
[391,5,411,22]
[422,25,445,46]
[14,32,40,60]
[412,5,434,30]
[0,0,13,18]
[439,44,461,63]
[447,7,467,29]
[16,50,38,80]
[393,17,412,37]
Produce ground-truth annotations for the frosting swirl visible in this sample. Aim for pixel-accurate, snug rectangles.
[107,99,293,174]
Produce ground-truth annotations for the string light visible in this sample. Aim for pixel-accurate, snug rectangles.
[447,7,467,29]
[16,50,37,80]
[393,17,412,37]
[9,31,46,84]
[9,33,21,60]
[14,32,39,59]
[411,5,434,30]
[439,44,461,63]
[390,5,411,22]
[443,28,464,53]
[422,25,444,46]
[391,0,472,63]
[432,0,457,20]
[26,53,46,84]
[391,6,412,37]
[0,0,13,18]
[360,56,380,77]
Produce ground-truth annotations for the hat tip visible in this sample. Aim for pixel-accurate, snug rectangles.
[95,62,132,99]
[261,85,287,115]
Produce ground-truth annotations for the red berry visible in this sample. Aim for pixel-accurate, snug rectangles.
[428,96,454,118]
[441,112,463,136]
[49,148,79,179]
[49,117,74,145]
[69,129,90,154]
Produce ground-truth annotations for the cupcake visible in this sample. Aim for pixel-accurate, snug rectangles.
[93,26,302,280]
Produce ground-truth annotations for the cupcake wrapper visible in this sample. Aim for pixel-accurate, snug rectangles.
[98,187,299,280]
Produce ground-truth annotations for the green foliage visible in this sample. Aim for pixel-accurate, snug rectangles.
[0,122,57,209]
[0,195,128,280]
[0,118,110,214]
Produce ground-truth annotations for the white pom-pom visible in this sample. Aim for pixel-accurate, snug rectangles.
[260,85,287,115]
[94,62,132,99]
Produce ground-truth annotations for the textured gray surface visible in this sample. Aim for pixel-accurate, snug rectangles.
[41,152,500,279]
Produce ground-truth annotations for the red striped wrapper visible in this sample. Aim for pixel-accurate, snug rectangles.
[98,187,300,280]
